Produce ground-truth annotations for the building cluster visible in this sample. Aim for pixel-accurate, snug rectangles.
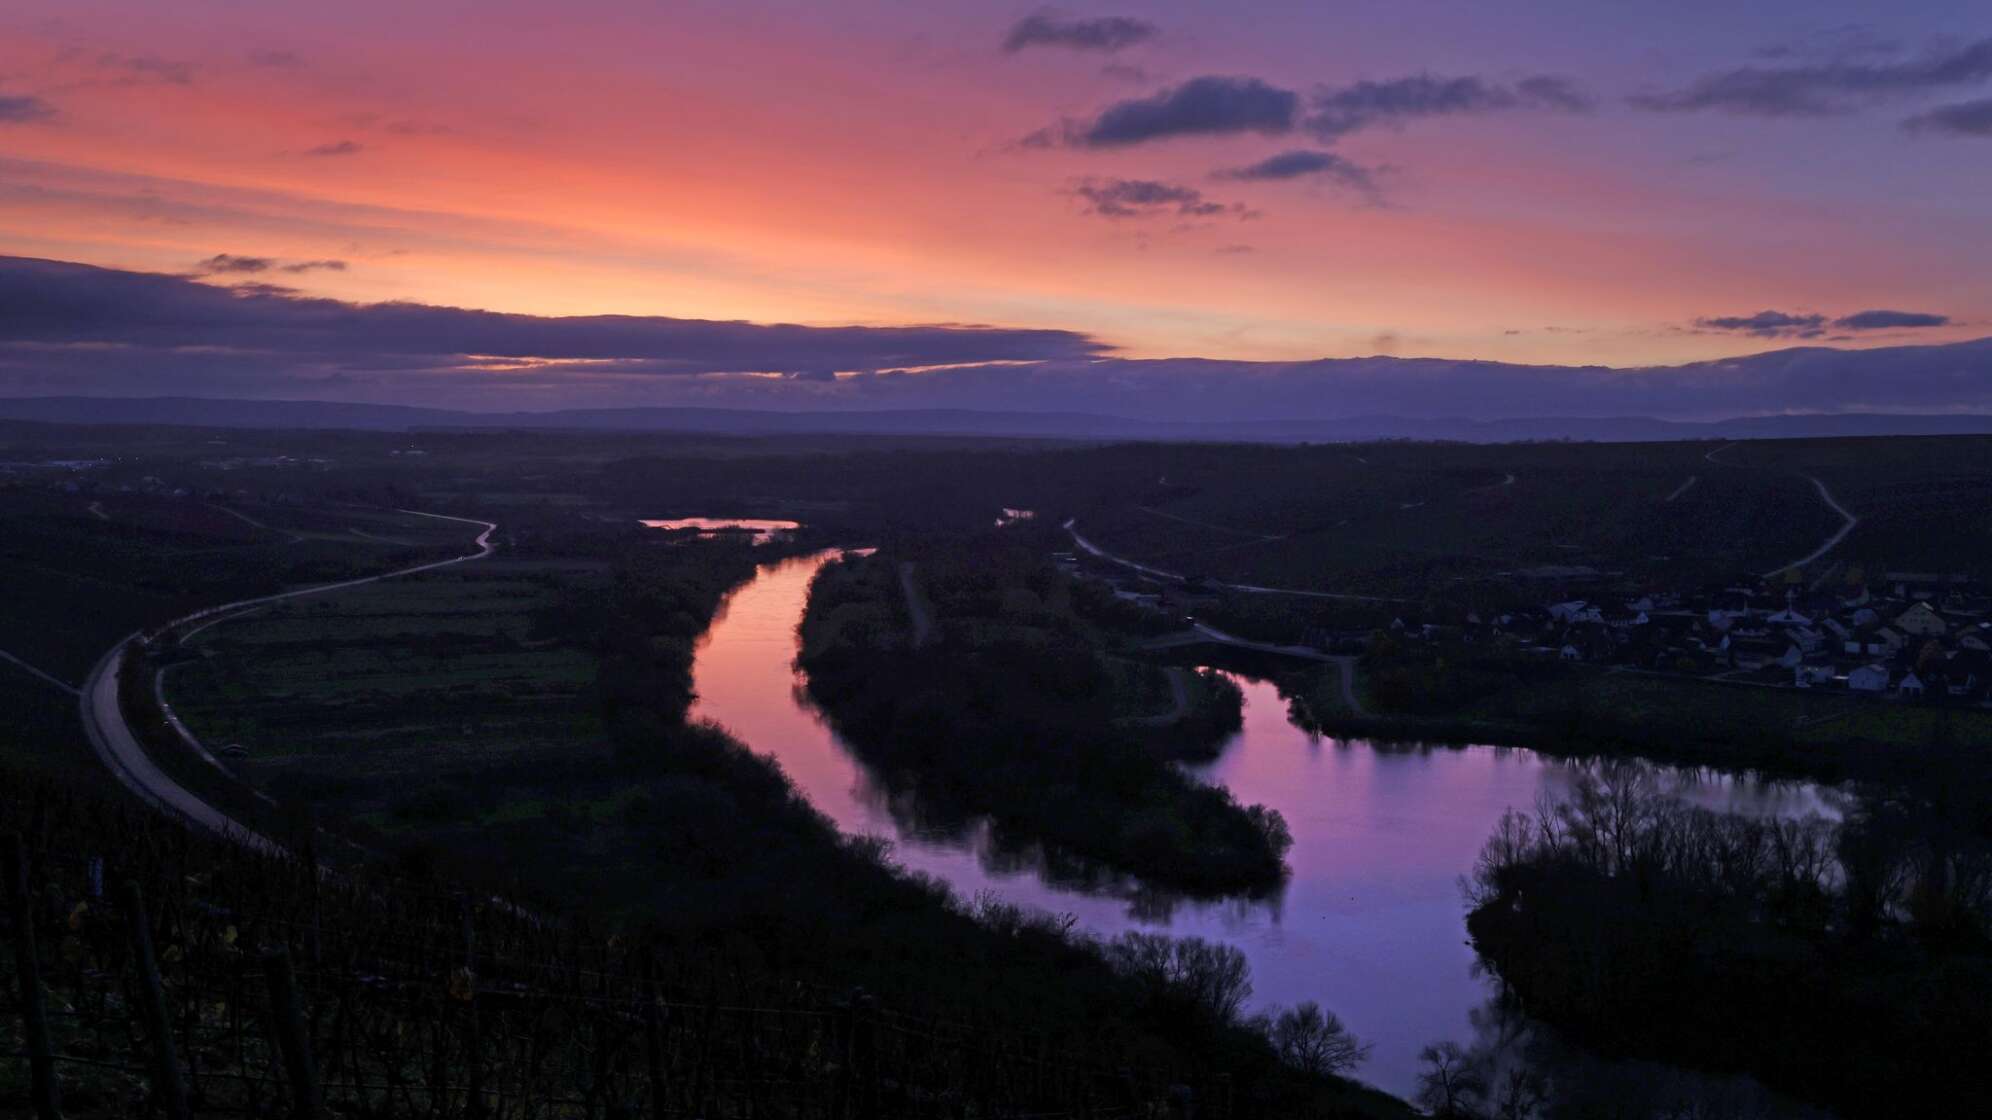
[1478,573,1992,704]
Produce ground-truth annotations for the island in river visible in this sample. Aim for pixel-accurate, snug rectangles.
[697,548,1841,1105]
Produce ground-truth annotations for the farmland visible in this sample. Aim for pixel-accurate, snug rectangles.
[166,558,605,824]
[1063,440,1845,597]
[0,487,480,683]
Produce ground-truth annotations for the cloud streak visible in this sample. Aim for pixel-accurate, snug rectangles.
[0,95,57,123]
[1632,37,1992,116]
[1696,310,1828,338]
[195,254,350,275]
[1833,309,1950,330]
[1003,12,1157,54]
[1904,97,1992,137]
[1039,71,1589,149]
[1696,308,1953,336]
[1306,74,1591,138]
[1057,75,1299,147]
[1213,149,1381,200]
[1072,178,1252,220]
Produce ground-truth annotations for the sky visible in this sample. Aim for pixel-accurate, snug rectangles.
[3,1,1992,416]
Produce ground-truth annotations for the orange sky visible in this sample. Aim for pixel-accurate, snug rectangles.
[2,1,1988,369]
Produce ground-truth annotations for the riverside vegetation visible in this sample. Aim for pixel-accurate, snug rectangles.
[1463,763,1991,1117]
[0,468,1398,1112]
[799,538,1291,897]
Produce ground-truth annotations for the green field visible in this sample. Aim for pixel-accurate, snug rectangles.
[0,488,481,681]
[0,671,94,778]
[1068,440,1844,595]
[167,558,605,822]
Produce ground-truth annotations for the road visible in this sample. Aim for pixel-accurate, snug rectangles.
[1762,475,1859,578]
[1065,519,1407,603]
[1135,505,1283,542]
[1143,622,1365,715]
[77,511,498,852]
[0,648,78,695]
[1704,442,1859,577]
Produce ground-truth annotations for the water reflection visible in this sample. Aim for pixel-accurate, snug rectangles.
[1432,989,1833,1119]
[688,551,1838,1102]
[640,517,800,543]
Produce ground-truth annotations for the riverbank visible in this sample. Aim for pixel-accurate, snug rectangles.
[799,545,1291,897]
[1463,772,1992,1116]
[1277,655,1992,796]
[146,536,1405,1116]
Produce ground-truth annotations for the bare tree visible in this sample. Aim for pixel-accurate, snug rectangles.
[1417,1041,1489,1118]
[1266,1001,1371,1077]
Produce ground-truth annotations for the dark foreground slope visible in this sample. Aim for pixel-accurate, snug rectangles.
[0,756,1410,1118]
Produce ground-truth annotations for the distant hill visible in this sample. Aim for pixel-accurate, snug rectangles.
[5,394,1992,444]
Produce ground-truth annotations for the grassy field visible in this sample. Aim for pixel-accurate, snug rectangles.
[1065,440,1843,595]
[166,558,605,826]
[0,487,480,681]
[1737,436,1992,580]
[0,671,95,778]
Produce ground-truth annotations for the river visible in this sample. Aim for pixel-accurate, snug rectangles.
[688,551,1842,1101]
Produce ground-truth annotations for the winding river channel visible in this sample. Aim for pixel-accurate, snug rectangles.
[688,550,1843,1101]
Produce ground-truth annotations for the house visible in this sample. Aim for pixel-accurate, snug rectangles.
[1847,664,1891,693]
[1894,601,1949,637]
[1549,600,1603,624]
[1897,672,1926,699]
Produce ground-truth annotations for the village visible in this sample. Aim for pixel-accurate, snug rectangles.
[1507,572,1992,704]
[1056,534,1992,708]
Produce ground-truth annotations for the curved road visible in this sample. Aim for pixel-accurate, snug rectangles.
[1762,476,1859,579]
[1065,519,1408,604]
[78,511,498,853]
[1705,442,1860,578]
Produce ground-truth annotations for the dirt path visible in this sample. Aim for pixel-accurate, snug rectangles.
[1118,666,1193,728]
[898,561,935,649]
[1701,443,1859,577]
[0,648,78,695]
[1065,519,1408,604]
[1330,655,1365,716]
[1762,476,1859,578]
[212,503,305,543]
[1136,505,1283,542]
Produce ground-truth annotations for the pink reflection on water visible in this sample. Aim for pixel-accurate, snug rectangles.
[688,551,1838,1101]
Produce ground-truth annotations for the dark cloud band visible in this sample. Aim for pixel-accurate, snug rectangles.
[0,256,1108,375]
[1695,308,1951,337]
[1044,71,1589,149]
